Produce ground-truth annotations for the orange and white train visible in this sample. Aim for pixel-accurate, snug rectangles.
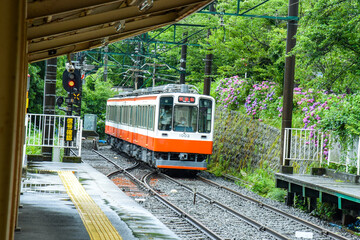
[105,84,215,171]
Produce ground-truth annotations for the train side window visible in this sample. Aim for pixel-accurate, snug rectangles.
[128,106,130,126]
[133,106,135,127]
[199,99,212,133]
[116,106,119,123]
[139,106,142,128]
[144,106,147,129]
[130,106,133,126]
[119,106,122,123]
[158,97,173,131]
[124,106,126,124]
[110,106,114,122]
[143,106,146,128]
[124,106,127,125]
[149,106,154,130]
[123,106,125,124]
[145,106,149,129]
[135,106,138,127]
[120,106,122,124]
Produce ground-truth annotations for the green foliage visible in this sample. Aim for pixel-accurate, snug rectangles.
[266,188,287,202]
[311,200,336,221]
[82,70,116,138]
[238,163,279,198]
[208,156,230,177]
[26,146,42,155]
[326,162,358,175]
[28,64,44,113]
[294,195,308,212]
[294,0,360,92]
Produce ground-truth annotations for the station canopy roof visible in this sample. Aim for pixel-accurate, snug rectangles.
[27,0,213,62]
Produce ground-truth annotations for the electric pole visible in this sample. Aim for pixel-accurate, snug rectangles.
[203,3,215,95]
[280,0,299,168]
[180,32,188,84]
[42,57,57,161]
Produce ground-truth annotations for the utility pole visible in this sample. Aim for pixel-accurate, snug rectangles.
[103,45,108,82]
[280,0,299,169]
[179,32,188,84]
[135,42,143,89]
[203,3,215,95]
[42,57,57,161]
[152,59,156,87]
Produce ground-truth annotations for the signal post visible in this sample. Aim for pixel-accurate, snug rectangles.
[62,66,82,155]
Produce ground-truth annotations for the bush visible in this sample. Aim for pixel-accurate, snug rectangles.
[311,201,336,221]
[266,188,287,202]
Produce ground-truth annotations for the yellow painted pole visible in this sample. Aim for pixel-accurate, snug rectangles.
[0,1,27,239]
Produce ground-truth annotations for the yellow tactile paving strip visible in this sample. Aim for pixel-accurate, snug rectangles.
[57,171,123,240]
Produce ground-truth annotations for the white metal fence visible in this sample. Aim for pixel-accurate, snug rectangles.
[327,134,360,175]
[283,128,360,175]
[25,114,82,155]
[283,128,324,165]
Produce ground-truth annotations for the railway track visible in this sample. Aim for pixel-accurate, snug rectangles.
[82,147,354,240]
[157,174,350,240]
[198,176,348,240]
[87,148,221,240]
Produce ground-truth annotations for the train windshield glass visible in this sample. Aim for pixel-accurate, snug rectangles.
[158,97,173,131]
[173,105,197,132]
[198,99,212,133]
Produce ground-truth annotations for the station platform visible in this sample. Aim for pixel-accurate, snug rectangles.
[276,170,360,217]
[15,162,180,240]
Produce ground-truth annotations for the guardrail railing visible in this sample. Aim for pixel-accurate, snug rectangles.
[25,113,82,155]
[284,128,360,175]
[283,128,324,166]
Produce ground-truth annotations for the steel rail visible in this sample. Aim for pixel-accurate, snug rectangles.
[106,162,140,177]
[198,176,349,240]
[160,173,290,240]
[143,172,223,240]
[92,149,223,240]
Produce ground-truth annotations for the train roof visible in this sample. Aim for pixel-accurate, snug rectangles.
[111,84,200,99]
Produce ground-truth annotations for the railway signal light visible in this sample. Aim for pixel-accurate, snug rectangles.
[62,69,81,93]
[56,96,64,107]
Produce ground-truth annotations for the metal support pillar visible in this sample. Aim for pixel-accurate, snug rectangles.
[280,0,299,167]
[42,58,57,160]
[286,191,294,206]
[203,4,215,96]
[179,32,188,84]
[0,1,27,239]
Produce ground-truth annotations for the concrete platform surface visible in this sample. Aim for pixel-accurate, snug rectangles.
[15,162,180,240]
[276,173,360,202]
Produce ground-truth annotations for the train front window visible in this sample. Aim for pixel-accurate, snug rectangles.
[173,105,197,132]
[199,99,212,133]
[158,97,173,131]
